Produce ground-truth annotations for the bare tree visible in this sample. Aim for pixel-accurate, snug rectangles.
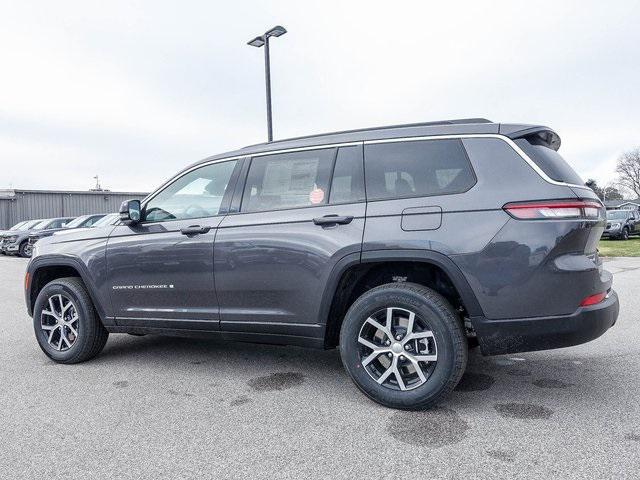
[616,148,640,198]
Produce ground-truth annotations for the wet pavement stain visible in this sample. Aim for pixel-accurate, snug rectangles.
[505,368,532,377]
[494,403,554,420]
[248,372,305,392]
[386,407,469,447]
[455,372,495,392]
[229,395,251,407]
[167,389,195,398]
[190,360,206,365]
[533,378,573,389]
[486,449,516,463]
[113,381,129,388]
[625,433,640,442]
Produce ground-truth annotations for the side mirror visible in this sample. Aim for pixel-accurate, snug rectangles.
[119,199,142,224]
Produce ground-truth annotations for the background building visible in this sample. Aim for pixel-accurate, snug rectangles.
[0,189,148,229]
[603,198,640,212]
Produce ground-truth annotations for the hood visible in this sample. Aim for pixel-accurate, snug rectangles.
[29,227,68,238]
[44,224,117,244]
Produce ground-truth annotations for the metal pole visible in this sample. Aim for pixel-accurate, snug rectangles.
[264,35,273,142]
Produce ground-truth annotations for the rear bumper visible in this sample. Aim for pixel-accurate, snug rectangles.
[471,290,619,355]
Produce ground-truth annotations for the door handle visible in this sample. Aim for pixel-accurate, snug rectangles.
[180,225,212,235]
[312,215,354,226]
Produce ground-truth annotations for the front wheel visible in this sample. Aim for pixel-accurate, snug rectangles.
[339,282,467,410]
[33,277,109,364]
[19,241,32,258]
[621,228,630,240]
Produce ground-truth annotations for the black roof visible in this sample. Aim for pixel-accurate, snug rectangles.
[185,118,556,171]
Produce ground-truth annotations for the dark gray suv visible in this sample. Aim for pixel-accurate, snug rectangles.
[25,119,619,409]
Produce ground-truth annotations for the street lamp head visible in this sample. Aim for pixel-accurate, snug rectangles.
[247,36,265,48]
[266,25,287,38]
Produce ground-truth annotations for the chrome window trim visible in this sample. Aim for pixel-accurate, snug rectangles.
[142,134,586,209]
[141,142,361,209]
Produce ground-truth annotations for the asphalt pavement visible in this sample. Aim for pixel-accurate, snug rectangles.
[1,255,639,479]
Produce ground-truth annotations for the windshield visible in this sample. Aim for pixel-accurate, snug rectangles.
[21,220,44,230]
[9,221,27,230]
[607,211,629,220]
[33,220,52,230]
[64,216,90,228]
[92,213,118,227]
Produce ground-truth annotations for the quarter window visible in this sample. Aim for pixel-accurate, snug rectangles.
[364,139,475,200]
[144,160,237,222]
[241,149,335,212]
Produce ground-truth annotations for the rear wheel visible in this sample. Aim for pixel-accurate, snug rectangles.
[339,282,467,410]
[33,277,109,364]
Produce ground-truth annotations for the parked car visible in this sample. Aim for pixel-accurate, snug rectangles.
[0,219,45,255]
[51,213,121,239]
[25,119,618,410]
[602,210,638,240]
[0,221,31,253]
[0,220,28,237]
[5,217,74,257]
[28,214,106,250]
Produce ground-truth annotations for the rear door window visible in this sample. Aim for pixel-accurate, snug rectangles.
[241,148,335,212]
[364,139,476,200]
[514,136,584,185]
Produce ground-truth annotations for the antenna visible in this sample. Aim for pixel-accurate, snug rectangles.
[91,175,103,192]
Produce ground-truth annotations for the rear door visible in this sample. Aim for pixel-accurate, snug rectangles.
[214,145,366,339]
[105,158,241,329]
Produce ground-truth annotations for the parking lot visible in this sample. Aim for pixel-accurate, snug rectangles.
[1,255,639,479]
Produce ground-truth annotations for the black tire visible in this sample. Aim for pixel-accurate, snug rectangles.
[33,277,109,364]
[19,241,31,258]
[339,282,467,410]
[621,228,629,240]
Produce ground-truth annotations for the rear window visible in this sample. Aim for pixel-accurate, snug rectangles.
[364,139,476,201]
[514,136,583,185]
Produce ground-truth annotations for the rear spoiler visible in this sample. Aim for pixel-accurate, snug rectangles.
[500,125,561,151]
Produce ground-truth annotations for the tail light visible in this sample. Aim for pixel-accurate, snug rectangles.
[580,291,607,307]
[503,199,603,220]
[24,272,30,292]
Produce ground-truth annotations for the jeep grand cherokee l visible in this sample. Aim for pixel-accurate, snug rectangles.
[25,119,618,410]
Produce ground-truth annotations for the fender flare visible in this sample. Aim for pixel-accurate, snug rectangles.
[318,249,483,327]
[26,255,109,322]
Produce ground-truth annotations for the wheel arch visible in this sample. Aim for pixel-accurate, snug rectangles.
[321,249,483,348]
[27,256,108,322]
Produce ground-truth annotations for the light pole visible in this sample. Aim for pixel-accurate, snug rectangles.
[248,25,287,142]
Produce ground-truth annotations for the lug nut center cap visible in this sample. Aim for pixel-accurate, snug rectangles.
[391,342,403,354]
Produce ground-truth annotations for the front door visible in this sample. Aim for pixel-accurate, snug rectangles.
[214,145,366,339]
[105,159,240,329]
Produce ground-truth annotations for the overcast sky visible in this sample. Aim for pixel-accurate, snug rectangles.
[1,0,639,193]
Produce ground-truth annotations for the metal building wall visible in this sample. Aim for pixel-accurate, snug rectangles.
[0,190,148,229]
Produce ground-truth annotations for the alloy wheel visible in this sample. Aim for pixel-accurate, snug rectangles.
[40,294,79,351]
[357,307,438,391]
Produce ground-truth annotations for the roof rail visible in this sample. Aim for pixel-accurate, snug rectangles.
[244,118,493,148]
